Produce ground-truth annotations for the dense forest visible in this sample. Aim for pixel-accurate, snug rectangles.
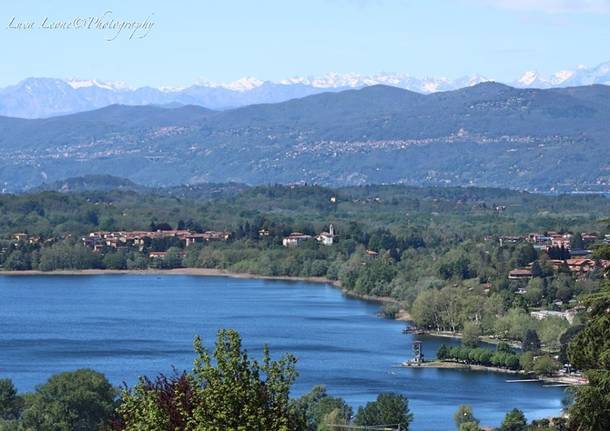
[1,184,609,350]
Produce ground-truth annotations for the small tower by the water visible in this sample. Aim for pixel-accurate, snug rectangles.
[412,340,424,365]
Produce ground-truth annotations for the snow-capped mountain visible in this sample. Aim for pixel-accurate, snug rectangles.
[513,62,610,88]
[1,62,609,119]
[66,79,133,91]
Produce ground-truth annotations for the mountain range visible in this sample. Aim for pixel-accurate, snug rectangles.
[0,82,609,193]
[1,62,610,119]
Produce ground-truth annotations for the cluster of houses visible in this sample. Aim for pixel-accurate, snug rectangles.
[500,231,609,280]
[508,258,610,280]
[495,231,599,250]
[12,233,49,247]
[282,225,336,247]
[82,229,231,252]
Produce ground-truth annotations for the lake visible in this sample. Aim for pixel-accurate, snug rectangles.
[0,274,566,430]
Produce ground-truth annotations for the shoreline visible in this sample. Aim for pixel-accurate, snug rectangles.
[0,268,341,285]
[0,268,412,320]
[413,330,522,349]
[404,360,587,386]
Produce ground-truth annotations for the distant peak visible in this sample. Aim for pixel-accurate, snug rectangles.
[551,70,575,85]
[193,76,264,92]
[66,79,132,91]
[518,71,540,86]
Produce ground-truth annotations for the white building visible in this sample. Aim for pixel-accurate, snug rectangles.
[282,233,312,247]
[530,309,577,324]
[317,224,335,246]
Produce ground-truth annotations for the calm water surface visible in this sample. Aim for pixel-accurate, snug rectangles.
[0,275,566,430]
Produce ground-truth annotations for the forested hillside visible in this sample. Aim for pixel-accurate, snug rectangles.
[0,83,609,192]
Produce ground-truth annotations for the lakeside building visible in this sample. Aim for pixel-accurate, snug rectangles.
[316,224,336,246]
[508,268,533,280]
[283,225,337,247]
[282,233,313,247]
[82,229,231,251]
[530,309,579,324]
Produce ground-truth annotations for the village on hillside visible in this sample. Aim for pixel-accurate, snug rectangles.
[492,232,610,280]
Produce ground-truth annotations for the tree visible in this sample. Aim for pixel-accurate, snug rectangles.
[499,408,527,431]
[437,345,450,360]
[164,247,184,269]
[496,342,513,354]
[519,351,535,373]
[567,281,610,431]
[525,278,544,306]
[570,232,584,250]
[532,355,560,376]
[318,407,350,431]
[530,260,543,278]
[538,317,569,351]
[514,244,537,267]
[459,422,481,431]
[494,309,536,341]
[117,329,299,430]
[38,242,101,271]
[193,329,298,429]
[592,244,610,260]
[103,251,128,270]
[312,397,352,430]
[3,250,31,271]
[522,329,541,353]
[462,322,482,348]
[291,385,352,431]
[354,393,413,430]
[20,369,116,431]
[454,405,479,430]
[558,324,583,364]
[0,379,22,420]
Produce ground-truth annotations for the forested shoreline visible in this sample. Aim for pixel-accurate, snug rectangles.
[2,185,609,348]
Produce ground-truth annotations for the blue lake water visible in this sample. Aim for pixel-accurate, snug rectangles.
[0,275,566,430]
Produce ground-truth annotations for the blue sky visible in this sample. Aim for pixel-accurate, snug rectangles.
[1,0,609,87]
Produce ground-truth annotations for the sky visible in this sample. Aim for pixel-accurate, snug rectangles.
[1,0,609,87]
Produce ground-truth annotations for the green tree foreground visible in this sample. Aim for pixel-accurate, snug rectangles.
[115,329,414,430]
[6,370,116,431]
[567,280,610,431]
[116,329,298,430]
